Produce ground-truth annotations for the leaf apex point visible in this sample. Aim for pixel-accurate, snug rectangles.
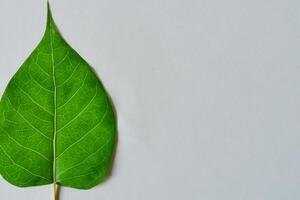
[46,1,53,20]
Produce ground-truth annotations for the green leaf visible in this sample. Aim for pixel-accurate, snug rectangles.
[0,3,116,189]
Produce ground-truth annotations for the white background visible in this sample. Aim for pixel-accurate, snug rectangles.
[0,0,300,199]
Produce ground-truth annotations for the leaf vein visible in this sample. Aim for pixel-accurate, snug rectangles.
[35,61,51,77]
[0,127,51,162]
[57,136,112,178]
[28,70,54,93]
[56,100,108,159]
[57,86,98,132]
[57,60,81,87]
[58,172,95,182]
[14,81,53,115]
[56,71,88,109]
[55,51,69,65]
[5,95,52,141]
[0,145,51,181]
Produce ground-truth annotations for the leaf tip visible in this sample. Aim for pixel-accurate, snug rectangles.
[47,1,53,22]
[45,0,57,33]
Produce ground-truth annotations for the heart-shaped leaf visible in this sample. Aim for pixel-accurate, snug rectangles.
[0,3,116,192]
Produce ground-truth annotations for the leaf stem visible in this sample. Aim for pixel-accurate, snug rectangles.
[53,183,58,200]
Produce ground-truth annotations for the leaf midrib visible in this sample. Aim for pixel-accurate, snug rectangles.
[49,19,57,184]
